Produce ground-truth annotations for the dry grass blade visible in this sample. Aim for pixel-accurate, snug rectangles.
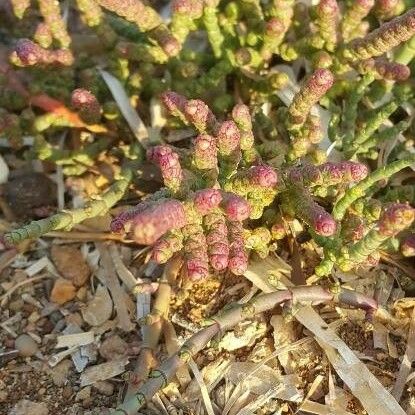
[188,357,215,415]
[391,306,415,400]
[223,339,308,414]
[108,243,139,291]
[295,306,406,415]
[0,248,19,275]
[96,243,134,332]
[235,386,287,415]
[244,257,405,415]
[25,256,58,277]
[99,69,149,147]
[299,400,355,415]
[224,390,251,415]
[0,153,9,184]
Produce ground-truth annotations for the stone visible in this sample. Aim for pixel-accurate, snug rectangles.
[9,299,24,312]
[62,385,73,399]
[75,386,91,402]
[99,335,128,361]
[10,399,48,415]
[51,245,90,287]
[3,172,56,220]
[50,278,76,305]
[93,381,114,396]
[15,334,38,357]
[0,390,8,403]
[82,285,112,326]
[50,359,72,386]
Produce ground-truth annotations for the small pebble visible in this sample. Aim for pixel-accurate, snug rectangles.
[15,334,39,357]
[62,385,73,399]
[37,317,54,335]
[50,359,72,386]
[93,381,114,396]
[82,397,93,409]
[99,335,128,361]
[82,285,112,326]
[76,286,88,301]
[10,399,48,415]
[28,311,40,323]
[0,390,8,403]
[49,310,63,324]
[9,299,24,312]
[51,245,91,287]
[50,278,76,305]
[76,386,91,402]
[65,312,84,327]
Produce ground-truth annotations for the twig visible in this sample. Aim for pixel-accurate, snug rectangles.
[45,231,130,242]
[0,275,52,304]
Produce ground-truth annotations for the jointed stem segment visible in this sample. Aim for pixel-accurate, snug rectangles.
[111,285,378,415]
[3,168,133,246]
[332,156,415,221]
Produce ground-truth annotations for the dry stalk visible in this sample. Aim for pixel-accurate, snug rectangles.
[111,285,378,415]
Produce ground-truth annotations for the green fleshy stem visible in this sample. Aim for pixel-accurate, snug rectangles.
[75,0,103,27]
[189,60,233,95]
[10,0,31,19]
[218,151,241,182]
[38,0,72,48]
[117,42,168,64]
[328,109,341,143]
[239,0,263,24]
[267,0,294,27]
[340,0,372,42]
[34,113,77,132]
[343,8,415,61]
[247,189,278,220]
[3,168,133,246]
[107,15,147,42]
[203,5,225,58]
[314,257,335,277]
[394,35,415,65]
[171,13,199,43]
[337,229,389,271]
[352,100,398,147]
[357,120,410,154]
[245,227,271,258]
[342,75,374,150]
[332,156,415,222]
[97,0,162,33]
